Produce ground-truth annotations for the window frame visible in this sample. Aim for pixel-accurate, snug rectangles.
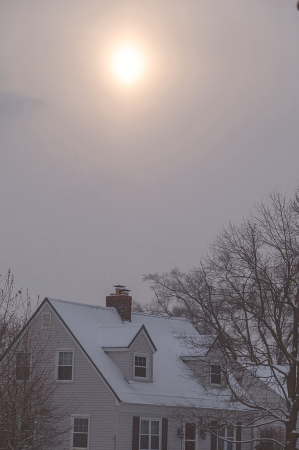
[216,426,235,450]
[139,418,161,450]
[56,349,75,382]
[41,312,51,329]
[16,352,31,381]
[210,363,222,385]
[71,415,90,450]
[133,353,149,380]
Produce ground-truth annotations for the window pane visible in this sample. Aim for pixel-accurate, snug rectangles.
[16,366,30,381]
[135,356,147,367]
[141,420,149,435]
[211,364,221,384]
[185,443,196,450]
[58,366,72,380]
[73,433,88,448]
[16,353,30,365]
[59,351,72,366]
[218,437,224,450]
[151,435,159,449]
[74,418,88,433]
[211,374,222,384]
[16,353,30,380]
[135,366,147,377]
[140,435,149,449]
[227,441,233,450]
[151,421,159,435]
[227,427,234,438]
[185,423,196,440]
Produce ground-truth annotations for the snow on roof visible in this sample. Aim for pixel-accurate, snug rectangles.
[98,324,143,348]
[47,297,246,409]
[173,334,216,358]
[248,365,287,398]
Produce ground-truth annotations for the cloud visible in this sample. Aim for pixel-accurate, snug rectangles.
[0,91,42,117]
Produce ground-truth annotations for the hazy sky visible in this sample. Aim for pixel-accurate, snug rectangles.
[0,0,298,307]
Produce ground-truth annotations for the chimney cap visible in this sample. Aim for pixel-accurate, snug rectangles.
[113,285,131,294]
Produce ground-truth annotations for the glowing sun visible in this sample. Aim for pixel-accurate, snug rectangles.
[112,45,144,84]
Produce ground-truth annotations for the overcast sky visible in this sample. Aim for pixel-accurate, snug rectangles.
[0,0,298,307]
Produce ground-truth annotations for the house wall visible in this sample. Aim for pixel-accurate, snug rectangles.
[117,406,182,450]
[32,303,118,450]
[116,404,254,450]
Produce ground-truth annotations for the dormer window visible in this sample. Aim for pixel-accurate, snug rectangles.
[134,353,148,379]
[210,363,221,385]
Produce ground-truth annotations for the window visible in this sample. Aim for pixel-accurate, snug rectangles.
[21,418,34,447]
[57,350,74,381]
[185,423,197,450]
[134,354,148,379]
[216,427,234,450]
[210,363,221,385]
[16,352,30,380]
[72,417,89,449]
[140,419,160,450]
[42,313,51,329]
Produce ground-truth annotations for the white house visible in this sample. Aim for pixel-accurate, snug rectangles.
[2,287,282,450]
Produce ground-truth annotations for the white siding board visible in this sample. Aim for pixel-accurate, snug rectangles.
[32,303,118,450]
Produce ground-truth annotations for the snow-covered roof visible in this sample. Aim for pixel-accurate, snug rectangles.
[98,324,156,351]
[248,365,287,398]
[173,334,216,358]
[46,297,245,409]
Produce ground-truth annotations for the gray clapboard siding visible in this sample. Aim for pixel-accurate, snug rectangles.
[34,303,118,450]
[116,409,255,450]
[116,410,181,450]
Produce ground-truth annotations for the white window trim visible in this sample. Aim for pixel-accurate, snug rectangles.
[133,352,149,380]
[56,349,75,382]
[210,362,222,385]
[183,423,198,450]
[139,417,162,450]
[41,312,51,329]
[71,415,90,450]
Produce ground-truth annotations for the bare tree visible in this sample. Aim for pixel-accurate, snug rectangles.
[0,270,32,356]
[0,270,72,450]
[144,190,299,450]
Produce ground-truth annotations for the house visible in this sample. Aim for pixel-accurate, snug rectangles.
[1,287,281,450]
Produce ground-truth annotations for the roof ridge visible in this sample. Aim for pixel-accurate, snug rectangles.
[132,311,188,321]
[47,297,108,310]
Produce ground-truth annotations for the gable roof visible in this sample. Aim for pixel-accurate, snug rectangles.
[99,324,157,352]
[43,297,247,409]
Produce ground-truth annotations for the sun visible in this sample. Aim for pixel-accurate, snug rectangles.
[111,45,144,84]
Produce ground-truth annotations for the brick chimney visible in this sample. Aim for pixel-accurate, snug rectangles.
[106,285,132,322]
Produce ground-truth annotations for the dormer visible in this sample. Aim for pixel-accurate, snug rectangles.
[100,323,157,383]
[175,334,226,389]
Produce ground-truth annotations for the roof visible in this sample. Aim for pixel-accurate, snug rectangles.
[174,334,216,358]
[46,297,246,409]
[99,324,157,352]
